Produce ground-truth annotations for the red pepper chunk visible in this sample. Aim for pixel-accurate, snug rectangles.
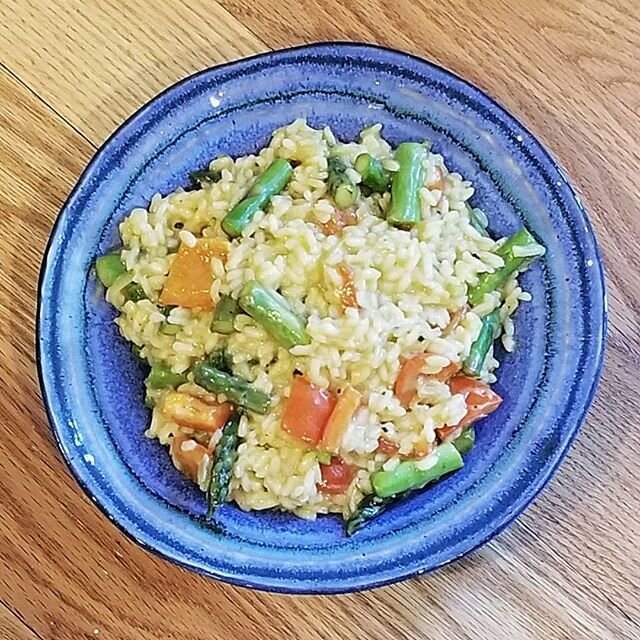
[447,375,502,430]
[318,458,357,494]
[282,376,337,445]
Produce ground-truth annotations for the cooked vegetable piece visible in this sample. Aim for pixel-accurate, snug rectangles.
[221,158,293,238]
[327,155,359,208]
[371,442,463,498]
[282,376,336,445]
[162,391,233,432]
[193,362,271,414]
[434,424,461,441]
[346,493,397,535]
[463,309,501,377]
[386,142,428,227]
[131,343,145,361]
[320,385,362,453]
[207,412,241,518]
[319,208,358,235]
[316,451,332,465]
[337,263,359,310]
[123,282,146,302]
[448,375,502,429]
[238,280,310,348]
[395,354,428,406]
[452,426,476,456]
[318,458,357,494]
[468,229,544,306]
[190,169,221,187]
[377,436,400,456]
[468,206,489,236]
[160,322,181,335]
[442,306,466,337]
[170,435,210,483]
[208,348,233,373]
[146,363,188,390]
[159,238,229,310]
[95,253,126,288]
[211,295,240,334]
[354,153,391,193]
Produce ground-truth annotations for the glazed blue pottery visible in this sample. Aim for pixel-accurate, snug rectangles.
[37,43,606,593]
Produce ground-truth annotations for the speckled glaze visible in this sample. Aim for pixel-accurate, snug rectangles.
[37,43,606,594]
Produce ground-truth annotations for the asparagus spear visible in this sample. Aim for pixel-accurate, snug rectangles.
[238,280,310,349]
[146,363,188,390]
[348,431,475,534]
[95,253,126,288]
[354,153,391,193]
[160,323,181,335]
[131,343,145,361]
[386,142,428,227]
[327,155,359,208]
[207,411,241,518]
[468,228,544,306]
[190,168,221,187]
[211,295,240,334]
[452,426,476,456]
[193,362,271,414]
[463,309,501,377]
[122,282,146,302]
[221,158,293,238]
[346,493,397,536]
[371,442,463,498]
[208,348,233,374]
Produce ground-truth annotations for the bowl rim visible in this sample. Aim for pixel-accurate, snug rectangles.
[36,41,607,594]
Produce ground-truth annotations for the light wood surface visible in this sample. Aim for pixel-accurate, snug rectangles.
[0,1,638,638]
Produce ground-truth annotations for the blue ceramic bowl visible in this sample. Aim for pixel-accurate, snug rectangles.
[37,43,606,593]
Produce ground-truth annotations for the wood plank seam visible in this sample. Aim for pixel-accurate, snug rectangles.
[0,62,96,150]
[0,600,44,640]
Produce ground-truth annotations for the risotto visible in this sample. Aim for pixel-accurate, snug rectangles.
[94,120,544,534]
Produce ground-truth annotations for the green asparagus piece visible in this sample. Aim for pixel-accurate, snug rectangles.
[348,432,475,535]
[238,280,310,349]
[463,309,501,377]
[160,323,181,336]
[316,451,332,465]
[386,142,428,227]
[468,228,544,306]
[452,427,476,456]
[354,153,391,194]
[371,442,463,498]
[211,295,240,334]
[193,362,271,414]
[146,363,188,390]
[346,493,395,536]
[123,282,146,302]
[190,168,221,187]
[131,343,145,361]
[221,158,293,238]
[208,349,233,374]
[207,412,241,519]
[468,207,490,237]
[346,493,397,536]
[95,253,127,288]
[327,155,359,208]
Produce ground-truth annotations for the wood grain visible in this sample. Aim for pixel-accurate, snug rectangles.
[0,1,638,638]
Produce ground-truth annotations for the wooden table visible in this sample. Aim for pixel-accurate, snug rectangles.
[1,1,638,638]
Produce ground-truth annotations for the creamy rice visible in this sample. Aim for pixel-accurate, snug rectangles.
[103,119,532,521]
